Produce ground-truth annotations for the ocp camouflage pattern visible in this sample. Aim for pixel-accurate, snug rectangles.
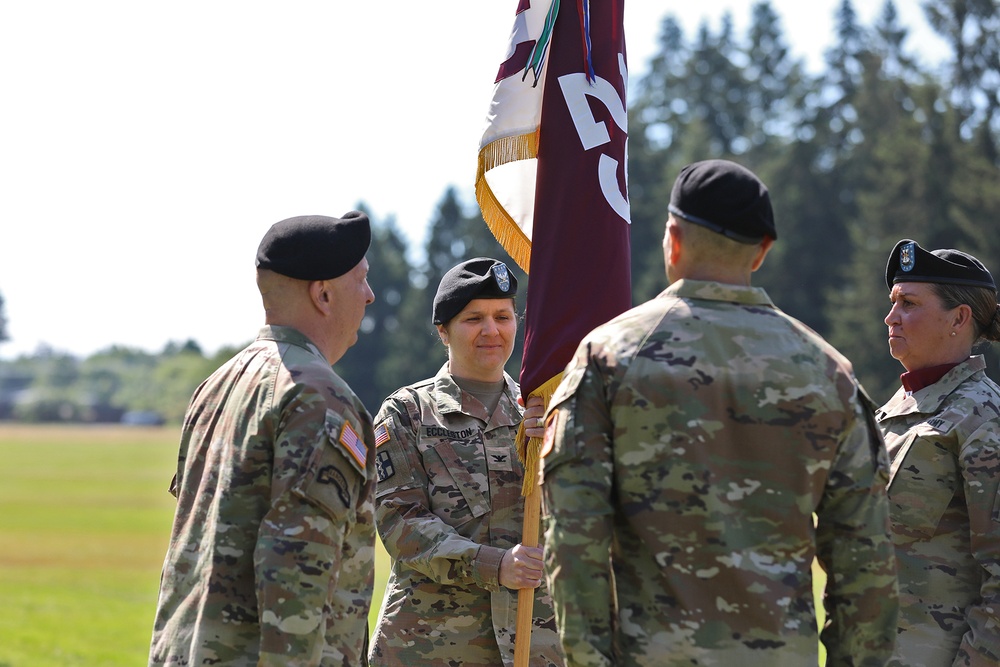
[877,355,1000,667]
[542,279,899,666]
[149,325,376,666]
[370,364,564,666]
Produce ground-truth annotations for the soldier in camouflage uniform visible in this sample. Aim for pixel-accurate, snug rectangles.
[541,160,899,666]
[370,258,564,666]
[149,213,378,666]
[878,239,1000,667]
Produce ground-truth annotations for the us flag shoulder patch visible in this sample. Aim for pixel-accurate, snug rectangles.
[374,421,391,447]
[339,421,367,468]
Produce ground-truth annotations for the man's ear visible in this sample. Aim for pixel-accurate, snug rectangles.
[750,237,775,272]
[309,279,333,314]
[666,221,683,266]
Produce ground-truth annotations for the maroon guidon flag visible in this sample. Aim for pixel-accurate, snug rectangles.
[476,0,631,406]
[475,3,631,663]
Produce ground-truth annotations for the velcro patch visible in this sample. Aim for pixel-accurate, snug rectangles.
[339,421,367,468]
[374,420,391,447]
[316,465,351,507]
[376,450,396,483]
[926,416,954,433]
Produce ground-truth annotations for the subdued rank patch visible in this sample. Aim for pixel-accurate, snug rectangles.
[339,421,367,467]
[376,450,395,483]
[317,465,351,507]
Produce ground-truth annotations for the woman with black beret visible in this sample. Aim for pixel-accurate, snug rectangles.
[877,239,1000,666]
[368,258,564,666]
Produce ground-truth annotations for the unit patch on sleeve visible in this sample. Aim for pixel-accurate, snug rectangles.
[316,465,351,507]
[376,450,396,483]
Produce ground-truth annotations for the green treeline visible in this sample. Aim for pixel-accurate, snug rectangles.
[1,0,998,423]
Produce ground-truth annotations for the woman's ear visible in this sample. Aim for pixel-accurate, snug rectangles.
[953,303,974,332]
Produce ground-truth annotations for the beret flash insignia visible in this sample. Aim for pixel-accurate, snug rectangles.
[900,241,915,272]
[492,262,512,293]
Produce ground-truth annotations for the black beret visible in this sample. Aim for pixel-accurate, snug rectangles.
[432,258,518,325]
[885,239,995,290]
[255,212,371,281]
[668,159,776,244]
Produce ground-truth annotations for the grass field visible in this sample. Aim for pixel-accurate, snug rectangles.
[0,424,825,666]
[0,424,391,667]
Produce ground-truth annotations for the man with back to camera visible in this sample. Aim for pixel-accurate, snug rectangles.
[149,212,377,666]
[540,160,899,666]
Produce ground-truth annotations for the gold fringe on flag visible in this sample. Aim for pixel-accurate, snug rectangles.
[515,372,563,497]
[475,130,540,275]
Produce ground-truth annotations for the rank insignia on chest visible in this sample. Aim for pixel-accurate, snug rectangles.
[376,450,395,483]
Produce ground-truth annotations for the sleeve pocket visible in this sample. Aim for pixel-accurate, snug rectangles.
[373,415,418,500]
[292,410,366,521]
[540,361,588,471]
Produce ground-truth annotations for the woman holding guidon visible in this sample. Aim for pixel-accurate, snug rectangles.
[368,257,563,667]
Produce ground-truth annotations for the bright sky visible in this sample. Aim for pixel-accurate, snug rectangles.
[0,1,946,359]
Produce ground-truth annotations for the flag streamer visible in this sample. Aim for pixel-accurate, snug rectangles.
[522,0,560,87]
[576,0,595,83]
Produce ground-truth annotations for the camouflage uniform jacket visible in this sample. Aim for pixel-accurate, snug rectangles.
[149,325,376,667]
[542,279,898,667]
[370,363,564,667]
[876,355,1000,667]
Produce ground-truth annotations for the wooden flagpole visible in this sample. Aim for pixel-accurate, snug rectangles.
[513,375,559,667]
[514,435,543,667]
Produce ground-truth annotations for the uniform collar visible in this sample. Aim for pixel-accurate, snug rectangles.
[256,325,326,361]
[663,278,775,307]
[879,355,986,418]
[432,363,521,426]
[899,361,963,393]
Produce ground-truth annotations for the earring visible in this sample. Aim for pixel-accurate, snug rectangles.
[951,331,957,337]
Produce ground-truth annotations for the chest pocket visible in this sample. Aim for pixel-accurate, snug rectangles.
[428,440,491,526]
[887,426,959,539]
